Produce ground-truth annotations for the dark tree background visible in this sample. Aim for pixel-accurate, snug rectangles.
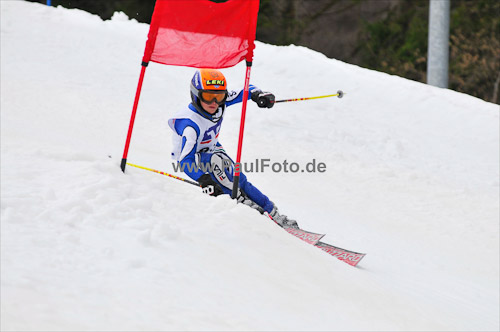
[27,0,499,104]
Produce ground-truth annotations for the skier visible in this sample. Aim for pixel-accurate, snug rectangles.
[168,69,298,229]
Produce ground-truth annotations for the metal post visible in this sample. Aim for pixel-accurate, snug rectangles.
[427,0,450,88]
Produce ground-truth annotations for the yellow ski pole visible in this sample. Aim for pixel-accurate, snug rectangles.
[274,90,344,103]
[126,162,200,187]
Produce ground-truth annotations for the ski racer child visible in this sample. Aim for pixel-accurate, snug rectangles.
[168,69,298,229]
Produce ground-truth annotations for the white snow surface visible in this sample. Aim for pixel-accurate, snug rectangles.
[1,2,499,331]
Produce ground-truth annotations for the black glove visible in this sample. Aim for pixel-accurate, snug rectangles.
[251,90,275,108]
[197,174,224,196]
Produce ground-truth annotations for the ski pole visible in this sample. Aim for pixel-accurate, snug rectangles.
[273,90,344,103]
[126,162,200,187]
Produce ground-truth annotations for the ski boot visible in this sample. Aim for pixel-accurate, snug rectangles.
[268,203,299,229]
[237,191,265,215]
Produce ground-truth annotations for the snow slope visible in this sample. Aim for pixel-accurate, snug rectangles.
[1,1,499,331]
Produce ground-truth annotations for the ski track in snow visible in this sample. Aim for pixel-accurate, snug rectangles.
[1,2,499,331]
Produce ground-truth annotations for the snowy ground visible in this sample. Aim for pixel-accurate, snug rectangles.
[1,1,499,331]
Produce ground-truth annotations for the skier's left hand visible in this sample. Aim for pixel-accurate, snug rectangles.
[198,174,224,197]
[251,90,275,108]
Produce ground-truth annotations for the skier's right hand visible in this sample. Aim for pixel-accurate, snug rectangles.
[198,174,224,196]
[251,90,275,108]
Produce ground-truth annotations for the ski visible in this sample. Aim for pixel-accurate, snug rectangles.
[283,227,325,245]
[265,212,366,267]
[315,241,366,267]
[284,227,365,267]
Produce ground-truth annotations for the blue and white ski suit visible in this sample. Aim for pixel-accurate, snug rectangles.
[168,86,274,213]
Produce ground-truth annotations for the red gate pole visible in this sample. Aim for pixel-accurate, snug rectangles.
[231,62,253,199]
[121,62,148,172]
